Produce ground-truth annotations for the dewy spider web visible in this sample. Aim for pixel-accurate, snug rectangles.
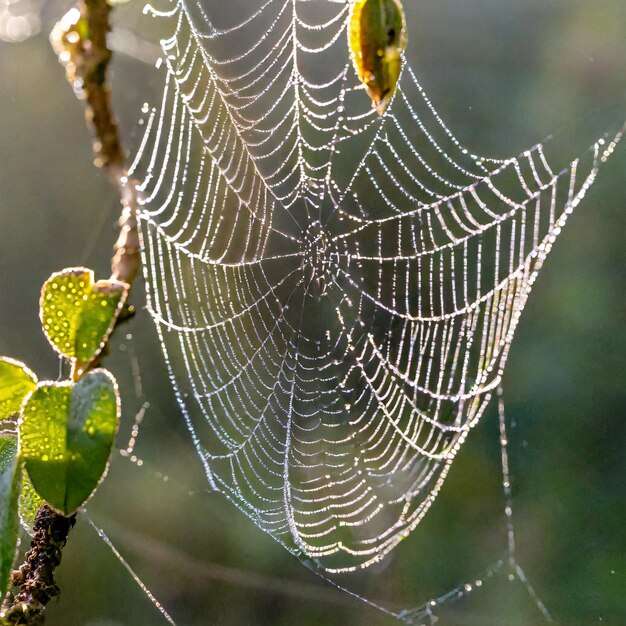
[125,0,622,619]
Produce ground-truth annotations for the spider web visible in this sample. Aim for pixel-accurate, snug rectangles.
[126,0,623,614]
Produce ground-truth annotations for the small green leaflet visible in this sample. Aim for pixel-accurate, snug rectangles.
[40,268,128,374]
[0,436,21,598]
[19,370,121,516]
[18,470,45,535]
[0,357,37,421]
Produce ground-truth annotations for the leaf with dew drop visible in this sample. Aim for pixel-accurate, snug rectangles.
[348,0,407,114]
[19,370,120,516]
[0,436,21,598]
[18,470,45,535]
[0,357,37,421]
[40,268,128,375]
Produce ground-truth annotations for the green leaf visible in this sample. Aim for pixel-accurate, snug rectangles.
[0,436,21,598]
[40,268,128,372]
[0,357,37,421]
[18,470,44,535]
[19,369,120,516]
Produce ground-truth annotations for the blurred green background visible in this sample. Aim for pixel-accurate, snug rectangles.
[0,0,624,624]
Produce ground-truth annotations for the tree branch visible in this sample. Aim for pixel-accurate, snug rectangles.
[50,0,141,286]
[2,0,140,621]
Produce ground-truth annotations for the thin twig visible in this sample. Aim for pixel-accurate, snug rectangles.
[2,0,140,622]
[50,0,141,286]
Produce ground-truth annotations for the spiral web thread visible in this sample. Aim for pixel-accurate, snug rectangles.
[125,0,622,620]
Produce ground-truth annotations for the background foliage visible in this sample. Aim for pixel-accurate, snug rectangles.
[0,0,624,624]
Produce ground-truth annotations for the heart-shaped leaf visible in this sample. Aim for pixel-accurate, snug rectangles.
[40,268,128,372]
[0,436,21,597]
[19,369,120,516]
[0,357,37,421]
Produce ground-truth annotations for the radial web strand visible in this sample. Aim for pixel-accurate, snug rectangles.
[126,0,623,612]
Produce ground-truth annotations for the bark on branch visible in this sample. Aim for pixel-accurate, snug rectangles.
[1,508,76,626]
